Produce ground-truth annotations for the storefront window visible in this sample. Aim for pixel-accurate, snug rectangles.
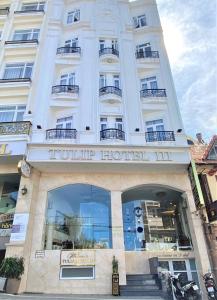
[122,186,192,251]
[44,184,112,250]
[0,174,20,260]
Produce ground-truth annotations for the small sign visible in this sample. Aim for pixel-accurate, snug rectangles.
[10,213,29,242]
[35,250,45,258]
[61,250,95,266]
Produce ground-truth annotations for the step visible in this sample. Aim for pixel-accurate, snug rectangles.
[120,284,160,291]
[126,274,157,281]
[120,290,165,297]
[126,279,157,285]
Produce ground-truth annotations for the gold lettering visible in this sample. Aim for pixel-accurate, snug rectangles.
[0,144,11,156]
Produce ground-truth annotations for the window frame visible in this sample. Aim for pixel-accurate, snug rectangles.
[60,266,95,280]
[0,105,26,122]
[21,1,45,11]
[67,9,80,24]
[13,29,40,41]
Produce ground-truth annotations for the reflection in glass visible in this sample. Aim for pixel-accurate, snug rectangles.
[122,187,192,251]
[44,184,112,250]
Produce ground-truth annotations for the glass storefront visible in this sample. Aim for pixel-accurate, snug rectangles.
[122,186,192,251]
[0,174,20,263]
[44,184,112,250]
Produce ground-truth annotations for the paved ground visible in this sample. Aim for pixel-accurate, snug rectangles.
[0,294,164,300]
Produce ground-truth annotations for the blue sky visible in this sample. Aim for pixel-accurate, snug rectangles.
[156,0,217,142]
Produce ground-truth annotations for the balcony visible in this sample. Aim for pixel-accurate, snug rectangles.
[0,7,9,15]
[136,51,159,59]
[145,131,175,142]
[140,89,167,99]
[14,9,44,14]
[0,78,31,84]
[46,129,77,140]
[100,128,125,141]
[51,85,79,104]
[99,86,122,103]
[5,39,38,45]
[57,47,81,56]
[99,48,119,63]
[0,121,31,136]
[52,85,79,94]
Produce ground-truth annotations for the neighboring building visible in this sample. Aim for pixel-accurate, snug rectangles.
[0,0,211,296]
[189,134,217,279]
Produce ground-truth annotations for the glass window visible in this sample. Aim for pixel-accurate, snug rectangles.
[113,75,120,88]
[0,105,26,122]
[122,186,192,251]
[208,143,217,160]
[21,2,45,11]
[67,10,80,24]
[60,73,75,86]
[44,184,112,250]
[141,76,158,90]
[133,15,147,28]
[3,63,33,79]
[99,74,106,88]
[99,40,105,50]
[65,38,78,48]
[56,116,73,129]
[13,29,40,41]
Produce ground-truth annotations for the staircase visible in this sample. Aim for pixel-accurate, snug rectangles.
[120,274,166,298]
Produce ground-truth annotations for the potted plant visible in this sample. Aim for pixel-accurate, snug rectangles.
[0,257,24,294]
[112,256,119,296]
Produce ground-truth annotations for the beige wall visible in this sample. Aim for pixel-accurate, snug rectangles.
[4,168,212,295]
[207,174,217,201]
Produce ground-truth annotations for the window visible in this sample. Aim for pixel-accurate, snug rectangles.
[115,118,123,131]
[3,63,33,79]
[100,117,107,131]
[67,10,80,24]
[60,266,95,279]
[99,40,105,50]
[133,14,147,28]
[56,116,73,129]
[65,38,78,48]
[136,42,152,56]
[99,74,107,88]
[113,75,120,88]
[13,29,40,41]
[60,73,75,86]
[21,2,45,11]
[44,184,112,250]
[111,40,118,50]
[146,119,164,132]
[141,76,158,90]
[207,143,217,160]
[0,105,26,122]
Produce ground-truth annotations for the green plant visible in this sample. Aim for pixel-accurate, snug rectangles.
[0,257,24,280]
[112,256,119,274]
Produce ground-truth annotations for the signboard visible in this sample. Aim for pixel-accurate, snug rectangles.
[35,250,45,258]
[10,213,29,242]
[61,250,95,266]
[0,213,14,237]
[188,161,205,208]
[0,141,27,157]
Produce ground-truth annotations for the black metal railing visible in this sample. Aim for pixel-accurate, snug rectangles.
[99,48,119,57]
[99,86,122,97]
[5,39,38,45]
[56,47,81,55]
[140,89,167,98]
[145,131,175,142]
[46,129,77,140]
[0,7,9,15]
[0,78,31,83]
[100,128,125,141]
[14,9,44,14]
[136,50,159,59]
[52,85,79,94]
[0,121,31,135]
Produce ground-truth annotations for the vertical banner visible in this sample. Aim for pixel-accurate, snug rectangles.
[10,213,29,242]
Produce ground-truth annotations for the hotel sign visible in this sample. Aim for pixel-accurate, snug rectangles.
[61,250,95,266]
[48,148,172,162]
[0,142,27,157]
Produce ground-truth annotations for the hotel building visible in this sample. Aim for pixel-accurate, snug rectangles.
[0,0,211,296]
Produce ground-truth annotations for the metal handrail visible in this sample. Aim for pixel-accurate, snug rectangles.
[46,128,77,139]
[145,131,175,142]
[99,86,122,97]
[100,128,125,141]
[99,47,119,57]
[140,89,167,98]
[56,47,81,55]
[52,85,79,94]
[136,50,159,59]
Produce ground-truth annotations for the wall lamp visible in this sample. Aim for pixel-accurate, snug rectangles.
[37,125,42,129]
[21,185,28,195]
[177,129,182,133]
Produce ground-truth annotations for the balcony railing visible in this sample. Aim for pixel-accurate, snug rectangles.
[0,121,31,135]
[145,131,175,142]
[0,7,9,15]
[14,9,44,14]
[56,47,81,55]
[52,85,79,94]
[136,51,159,59]
[100,128,125,141]
[99,86,122,97]
[140,89,167,98]
[46,129,77,140]
[99,48,119,57]
[0,78,31,83]
[5,39,39,45]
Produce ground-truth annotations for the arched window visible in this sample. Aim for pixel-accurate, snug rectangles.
[44,184,112,250]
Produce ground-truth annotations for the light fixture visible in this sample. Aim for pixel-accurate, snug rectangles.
[177,129,182,133]
[86,126,90,130]
[21,185,27,195]
[37,125,42,129]
[135,128,140,132]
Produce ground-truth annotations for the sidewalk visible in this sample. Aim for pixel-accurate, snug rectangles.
[0,294,165,300]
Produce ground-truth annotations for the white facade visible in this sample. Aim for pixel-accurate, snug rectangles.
[0,0,211,297]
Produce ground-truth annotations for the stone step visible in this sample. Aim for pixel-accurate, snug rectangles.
[120,290,165,297]
[126,279,156,285]
[120,285,160,291]
[126,274,157,281]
